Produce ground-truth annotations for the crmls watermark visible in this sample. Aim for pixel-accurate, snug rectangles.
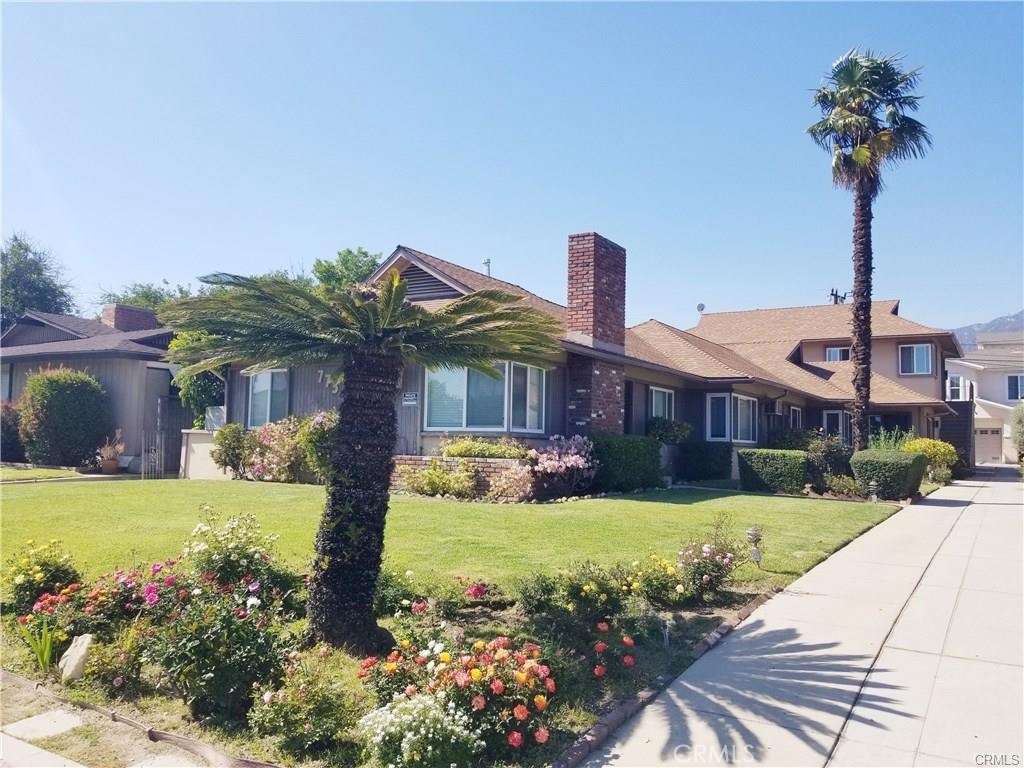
[673,744,757,763]
[976,755,1021,766]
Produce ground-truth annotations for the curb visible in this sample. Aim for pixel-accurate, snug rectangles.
[551,589,778,768]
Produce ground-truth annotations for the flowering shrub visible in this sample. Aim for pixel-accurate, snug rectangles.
[590,621,640,681]
[529,435,597,500]
[559,562,625,624]
[298,410,337,483]
[146,576,286,719]
[901,438,958,473]
[358,692,485,768]
[403,458,478,499]
[440,436,528,459]
[374,568,419,617]
[86,622,147,699]
[249,647,362,756]
[616,554,685,606]
[359,633,557,759]
[678,543,735,599]
[4,540,81,614]
[250,417,306,483]
[486,463,535,502]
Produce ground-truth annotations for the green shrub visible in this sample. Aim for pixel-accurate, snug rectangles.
[374,568,419,617]
[17,369,111,466]
[1,401,24,462]
[766,428,817,450]
[868,426,915,450]
[298,410,337,483]
[211,423,256,479]
[676,441,732,481]
[825,473,864,498]
[439,436,528,459]
[851,449,928,500]
[902,438,958,471]
[403,458,478,499]
[86,621,147,699]
[645,417,693,445]
[3,540,82,614]
[805,433,852,492]
[930,465,953,486]
[592,433,664,492]
[737,449,807,494]
[1012,404,1024,460]
[177,372,225,429]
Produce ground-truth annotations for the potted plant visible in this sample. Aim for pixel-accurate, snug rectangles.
[97,430,124,475]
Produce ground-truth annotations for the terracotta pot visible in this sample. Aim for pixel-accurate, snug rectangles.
[100,459,119,475]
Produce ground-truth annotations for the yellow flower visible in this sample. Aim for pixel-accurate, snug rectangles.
[599,593,608,602]
[566,602,575,612]
[470,668,483,682]
[384,662,397,673]
[33,573,44,582]
[514,671,528,685]
[439,651,452,664]
[13,575,25,585]
[20,559,29,567]
[400,639,411,649]
[666,566,676,575]
[472,640,485,652]
[631,581,640,590]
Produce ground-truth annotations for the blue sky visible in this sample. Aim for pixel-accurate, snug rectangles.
[3,2,1021,330]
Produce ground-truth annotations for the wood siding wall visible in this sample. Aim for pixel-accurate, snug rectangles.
[2,324,77,346]
[9,357,148,456]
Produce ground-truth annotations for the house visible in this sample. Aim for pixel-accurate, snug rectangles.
[946,331,1024,463]
[0,305,187,473]
[205,232,958,478]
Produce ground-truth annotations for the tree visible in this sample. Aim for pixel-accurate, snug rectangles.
[312,247,382,291]
[159,271,560,651]
[808,50,931,450]
[99,280,193,310]
[1,235,76,330]
[1011,404,1024,461]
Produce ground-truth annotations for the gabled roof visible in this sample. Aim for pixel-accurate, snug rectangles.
[0,328,172,361]
[6,310,119,340]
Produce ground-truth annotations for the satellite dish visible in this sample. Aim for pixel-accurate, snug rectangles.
[697,303,706,313]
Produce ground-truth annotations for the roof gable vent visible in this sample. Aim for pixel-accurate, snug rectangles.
[401,265,462,300]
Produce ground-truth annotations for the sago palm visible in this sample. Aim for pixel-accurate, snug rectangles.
[808,50,931,449]
[159,271,560,651]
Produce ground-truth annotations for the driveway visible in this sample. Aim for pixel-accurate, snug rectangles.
[584,466,1023,767]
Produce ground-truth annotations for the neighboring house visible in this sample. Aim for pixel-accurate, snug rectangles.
[946,331,1024,463]
[213,232,958,474]
[0,305,186,473]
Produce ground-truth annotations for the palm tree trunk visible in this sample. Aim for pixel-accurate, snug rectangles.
[850,184,874,451]
[306,349,403,653]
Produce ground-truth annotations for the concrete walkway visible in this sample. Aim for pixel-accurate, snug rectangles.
[585,467,1023,767]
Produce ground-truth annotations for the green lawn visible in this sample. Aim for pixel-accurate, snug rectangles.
[0,480,896,591]
[0,466,79,482]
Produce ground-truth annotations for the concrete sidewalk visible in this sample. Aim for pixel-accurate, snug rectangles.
[585,467,1023,767]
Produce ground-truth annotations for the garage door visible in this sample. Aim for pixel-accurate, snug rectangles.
[975,428,1002,462]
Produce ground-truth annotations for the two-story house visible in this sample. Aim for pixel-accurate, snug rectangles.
[197,232,959,479]
[946,332,1024,463]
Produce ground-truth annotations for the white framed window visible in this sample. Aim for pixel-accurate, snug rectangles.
[823,409,853,446]
[705,393,730,441]
[825,346,851,362]
[789,406,803,429]
[510,364,545,432]
[649,386,675,420]
[1008,375,1024,401]
[247,370,289,427]
[425,364,506,431]
[899,344,933,375]
[947,374,966,401]
[732,394,758,443]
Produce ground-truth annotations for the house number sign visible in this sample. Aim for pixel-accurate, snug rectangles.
[402,392,418,407]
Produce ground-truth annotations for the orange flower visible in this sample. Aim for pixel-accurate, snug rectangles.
[513,703,529,721]
[594,641,608,653]
[622,635,635,648]
[533,694,548,711]
[545,677,557,693]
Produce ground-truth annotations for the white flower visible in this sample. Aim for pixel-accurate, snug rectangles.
[404,570,414,578]
[247,596,261,609]
[675,584,686,593]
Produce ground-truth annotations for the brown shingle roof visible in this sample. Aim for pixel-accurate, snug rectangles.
[0,329,172,361]
[22,311,118,338]
[805,361,947,406]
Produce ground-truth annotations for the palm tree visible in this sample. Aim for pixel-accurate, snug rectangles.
[159,271,560,652]
[808,50,931,450]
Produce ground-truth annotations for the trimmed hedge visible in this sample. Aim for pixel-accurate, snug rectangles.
[851,449,928,500]
[676,441,732,481]
[18,369,111,466]
[1,401,24,462]
[591,433,665,492]
[737,449,808,494]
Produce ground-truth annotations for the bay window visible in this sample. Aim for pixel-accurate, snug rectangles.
[899,344,933,375]
[424,363,545,432]
[649,386,675,421]
[247,370,289,427]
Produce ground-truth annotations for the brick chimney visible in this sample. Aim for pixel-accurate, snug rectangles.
[566,232,626,353]
[100,304,160,331]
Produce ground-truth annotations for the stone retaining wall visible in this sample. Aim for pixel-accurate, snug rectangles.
[391,455,525,495]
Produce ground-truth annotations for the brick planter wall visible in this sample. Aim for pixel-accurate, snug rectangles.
[391,455,527,496]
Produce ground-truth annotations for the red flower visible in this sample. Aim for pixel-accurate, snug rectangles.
[513,703,529,721]
[594,641,608,653]
[596,621,610,633]
[534,726,550,744]
[411,600,427,615]
[360,656,379,669]
[491,679,505,695]
[622,654,636,668]
[507,731,524,748]
[622,635,635,648]
[545,677,557,693]
[16,615,27,625]
[472,695,486,711]
[594,664,607,678]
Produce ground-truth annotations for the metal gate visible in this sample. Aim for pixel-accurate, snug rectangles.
[141,397,191,479]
